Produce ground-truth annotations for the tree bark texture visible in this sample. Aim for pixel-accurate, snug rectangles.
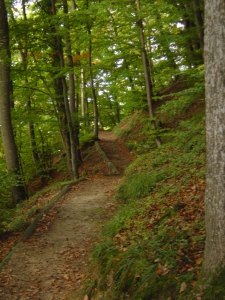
[203,0,225,271]
[0,0,27,204]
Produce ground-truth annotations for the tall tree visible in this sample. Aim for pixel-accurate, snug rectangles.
[0,0,28,204]
[63,0,82,162]
[203,0,225,274]
[41,0,79,178]
[86,0,99,139]
[136,0,161,147]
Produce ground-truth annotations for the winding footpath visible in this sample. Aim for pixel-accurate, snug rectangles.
[0,131,133,300]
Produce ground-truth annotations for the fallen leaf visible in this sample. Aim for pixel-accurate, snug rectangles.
[179,281,187,293]
[156,263,169,276]
[195,257,203,265]
[191,280,196,287]
[113,258,120,262]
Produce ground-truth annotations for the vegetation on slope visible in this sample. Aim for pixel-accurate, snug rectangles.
[86,79,207,299]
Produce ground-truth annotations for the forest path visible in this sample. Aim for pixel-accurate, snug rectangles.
[0,131,133,300]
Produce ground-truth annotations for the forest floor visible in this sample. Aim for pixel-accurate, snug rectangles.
[0,131,134,300]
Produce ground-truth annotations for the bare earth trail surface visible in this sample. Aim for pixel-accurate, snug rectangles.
[0,131,133,300]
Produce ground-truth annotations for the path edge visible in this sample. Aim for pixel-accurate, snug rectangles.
[0,177,86,271]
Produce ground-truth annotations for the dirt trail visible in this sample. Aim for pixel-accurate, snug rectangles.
[0,131,133,300]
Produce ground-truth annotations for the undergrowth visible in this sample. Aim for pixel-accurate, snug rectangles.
[88,106,206,299]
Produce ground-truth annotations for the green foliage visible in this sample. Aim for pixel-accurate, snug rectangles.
[1,0,204,204]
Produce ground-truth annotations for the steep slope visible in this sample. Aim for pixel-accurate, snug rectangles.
[88,81,206,300]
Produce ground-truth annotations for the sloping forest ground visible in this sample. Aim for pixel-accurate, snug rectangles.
[0,78,216,300]
[87,80,208,300]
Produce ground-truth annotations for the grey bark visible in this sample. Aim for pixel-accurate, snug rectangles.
[203,0,225,271]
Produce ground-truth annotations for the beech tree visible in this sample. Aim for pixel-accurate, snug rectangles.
[0,0,27,204]
[203,0,225,273]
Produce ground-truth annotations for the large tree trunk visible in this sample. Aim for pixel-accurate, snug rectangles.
[203,0,225,272]
[0,0,27,204]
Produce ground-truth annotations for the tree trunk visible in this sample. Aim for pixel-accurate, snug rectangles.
[115,101,120,123]
[88,28,99,139]
[81,68,86,117]
[28,101,40,164]
[63,0,82,163]
[203,0,225,272]
[50,0,79,178]
[192,0,204,51]
[136,0,161,147]
[43,0,76,178]
[86,0,99,138]
[0,0,27,204]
